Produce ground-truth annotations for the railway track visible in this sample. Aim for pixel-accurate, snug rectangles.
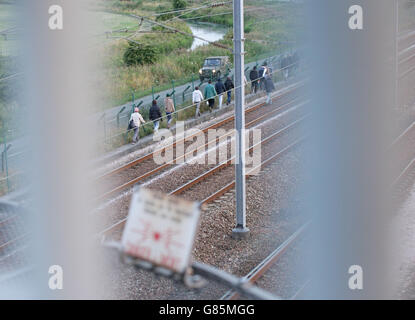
[97,108,309,238]
[0,213,27,256]
[2,56,415,295]
[0,82,307,278]
[0,202,29,283]
[398,30,415,79]
[95,82,305,200]
[2,114,415,296]
[217,119,415,301]
[221,223,309,300]
[1,24,415,295]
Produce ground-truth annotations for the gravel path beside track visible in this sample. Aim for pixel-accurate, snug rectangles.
[98,142,305,299]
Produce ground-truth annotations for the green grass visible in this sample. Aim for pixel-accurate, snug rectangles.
[92,1,303,112]
[93,11,140,32]
[98,64,288,154]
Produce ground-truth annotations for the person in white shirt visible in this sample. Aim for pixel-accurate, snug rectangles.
[129,107,145,144]
[192,86,204,118]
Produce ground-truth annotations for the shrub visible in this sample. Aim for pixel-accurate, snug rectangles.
[156,13,175,21]
[123,42,159,66]
[173,0,186,10]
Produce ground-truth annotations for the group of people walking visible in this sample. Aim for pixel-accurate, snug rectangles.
[128,63,276,144]
[128,95,175,144]
[192,76,235,117]
[249,62,275,104]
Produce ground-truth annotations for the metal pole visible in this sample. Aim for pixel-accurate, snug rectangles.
[394,0,399,109]
[232,0,249,239]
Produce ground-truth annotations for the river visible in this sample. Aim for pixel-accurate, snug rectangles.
[187,22,229,51]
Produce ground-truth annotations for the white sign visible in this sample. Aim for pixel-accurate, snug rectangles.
[121,188,200,274]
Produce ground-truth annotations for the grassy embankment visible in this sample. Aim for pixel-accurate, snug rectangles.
[88,0,303,151]
[91,0,303,112]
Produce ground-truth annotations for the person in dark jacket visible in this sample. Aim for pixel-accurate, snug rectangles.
[215,78,226,109]
[249,66,259,94]
[149,99,162,132]
[264,71,275,104]
[204,80,217,112]
[258,62,268,91]
[224,77,234,105]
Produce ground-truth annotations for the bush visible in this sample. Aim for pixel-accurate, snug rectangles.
[123,42,159,66]
[155,4,175,21]
[141,22,193,54]
[173,0,186,10]
[156,13,175,21]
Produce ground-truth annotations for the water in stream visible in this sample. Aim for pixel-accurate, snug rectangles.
[187,22,229,51]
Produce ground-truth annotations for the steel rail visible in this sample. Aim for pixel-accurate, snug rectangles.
[398,29,415,52]
[96,99,304,202]
[391,157,415,188]
[399,63,415,79]
[98,112,415,250]
[398,47,415,64]
[192,261,280,300]
[0,233,28,254]
[395,29,415,78]
[171,116,307,197]
[0,214,18,227]
[96,83,304,181]
[200,137,306,205]
[221,223,310,300]
[290,279,311,300]
[97,97,304,200]
[217,118,415,300]
[389,120,415,187]
[0,72,22,83]
[99,116,414,292]
[97,125,307,238]
[216,119,415,300]
[390,121,415,148]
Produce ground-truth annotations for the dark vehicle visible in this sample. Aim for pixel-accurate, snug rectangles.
[199,56,231,82]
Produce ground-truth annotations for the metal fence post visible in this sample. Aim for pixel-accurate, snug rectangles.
[172,80,176,108]
[182,85,191,104]
[117,106,126,128]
